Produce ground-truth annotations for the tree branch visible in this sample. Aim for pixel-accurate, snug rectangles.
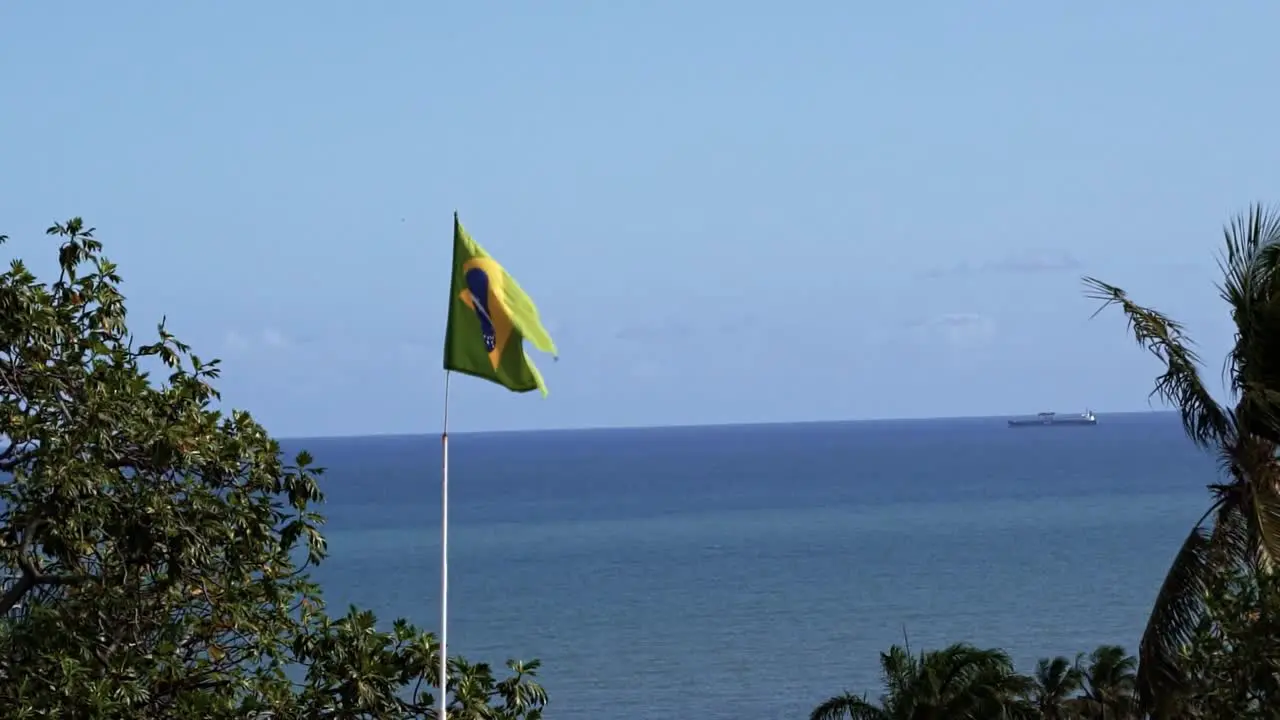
[0,518,87,615]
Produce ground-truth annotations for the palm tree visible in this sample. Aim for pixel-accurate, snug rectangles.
[1083,203,1280,714]
[811,642,1034,720]
[1028,655,1084,719]
[1077,645,1138,719]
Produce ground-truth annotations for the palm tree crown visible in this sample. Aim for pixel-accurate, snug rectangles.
[1083,203,1280,714]
[811,642,1033,720]
[1029,655,1083,718]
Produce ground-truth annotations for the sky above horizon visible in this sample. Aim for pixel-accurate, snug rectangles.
[4,2,1280,437]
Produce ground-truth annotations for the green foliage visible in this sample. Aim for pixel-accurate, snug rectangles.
[1027,655,1083,719]
[1178,568,1280,718]
[1083,203,1280,712]
[813,204,1280,720]
[812,643,1139,720]
[0,220,548,718]
[812,571,1280,719]
[1076,645,1138,718]
[811,642,1037,720]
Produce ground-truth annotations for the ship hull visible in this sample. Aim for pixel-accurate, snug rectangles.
[1007,419,1097,427]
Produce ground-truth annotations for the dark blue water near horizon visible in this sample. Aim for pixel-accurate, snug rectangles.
[286,411,1217,719]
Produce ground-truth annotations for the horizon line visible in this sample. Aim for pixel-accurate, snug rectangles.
[278,408,1179,443]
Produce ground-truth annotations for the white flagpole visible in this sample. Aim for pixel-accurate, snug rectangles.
[439,370,452,720]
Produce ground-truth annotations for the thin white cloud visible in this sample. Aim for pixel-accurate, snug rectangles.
[221,327,291,356]
[613,315,751,343]
[926,249,1083,278]
[261,328,289,348]
[399,341,428,357]
[626,358,672,380]
[909,313,997,349]
[224,330,250,354]
[987,249,1082,274]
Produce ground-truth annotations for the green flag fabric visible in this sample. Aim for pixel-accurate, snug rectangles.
[443,214,558,395]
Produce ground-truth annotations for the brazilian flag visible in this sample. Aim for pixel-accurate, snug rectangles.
[443,214,558,395]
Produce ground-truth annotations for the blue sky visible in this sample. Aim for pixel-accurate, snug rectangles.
[3,2,1278,437]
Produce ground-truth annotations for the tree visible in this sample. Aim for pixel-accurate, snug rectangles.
[1083,203,1280,714]
[1076,645,1137,719]
[810,642,1034,720]
[1178,565,1280,718]
[0,219,548,718]
[1027,656,1083,719]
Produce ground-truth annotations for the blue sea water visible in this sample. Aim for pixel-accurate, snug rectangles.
[289,412,1215,720]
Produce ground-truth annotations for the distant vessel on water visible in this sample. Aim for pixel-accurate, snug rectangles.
[1007,410,1098,427]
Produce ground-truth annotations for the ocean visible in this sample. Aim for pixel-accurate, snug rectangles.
[291,411,1214,719]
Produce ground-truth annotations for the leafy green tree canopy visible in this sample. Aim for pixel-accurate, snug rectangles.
[0,219,547,719]
[1179,566,1280,718]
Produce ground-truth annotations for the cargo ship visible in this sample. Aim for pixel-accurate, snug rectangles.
[1007,410,1097,427]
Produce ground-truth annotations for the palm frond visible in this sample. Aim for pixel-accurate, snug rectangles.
[1083,277,1231,448]
[1207,488,1253,571]
[1216,205,1280,445]
[1238,439,1280,569]
[1084,644,1137,694]
[1216,204,1280,320]
[928,644,1014,693]
[809,692,886,720]
[1234,384,1280,450]
[1032,655,1083,706]
[878,644,916,705]
[1217,203,1280,337]
[1136,519,1217,711]
[1211,423,1280,571]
